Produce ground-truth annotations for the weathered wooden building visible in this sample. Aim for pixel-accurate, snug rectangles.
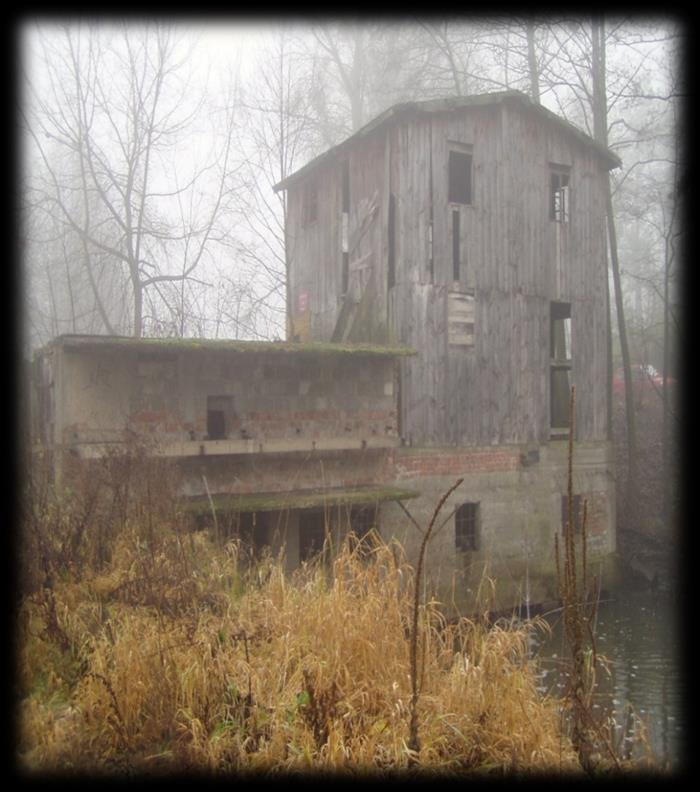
[33,91,622,613]
[273,90,621,608]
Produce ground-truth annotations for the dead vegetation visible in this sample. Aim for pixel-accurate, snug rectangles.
[16,448,650,776]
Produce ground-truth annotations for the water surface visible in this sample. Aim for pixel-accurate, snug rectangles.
[531,585,684,770]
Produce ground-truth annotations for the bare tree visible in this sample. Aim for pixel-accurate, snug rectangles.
[227,28,320,340]
[22,22,238,339]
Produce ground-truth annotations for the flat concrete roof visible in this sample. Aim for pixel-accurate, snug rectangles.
[42,334,416,359]
[183,485,420,514]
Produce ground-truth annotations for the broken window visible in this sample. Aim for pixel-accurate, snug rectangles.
[302,180,318,226]
[207,395,234,440]
[550,166,570,222]
[448,149,473,205]
[455,502,479,552]
[299,510,327,562]
[550,302,572,431]
[561,494,583,535]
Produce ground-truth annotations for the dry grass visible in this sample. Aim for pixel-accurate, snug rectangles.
[17,516,587,776]
[18,448,649,777]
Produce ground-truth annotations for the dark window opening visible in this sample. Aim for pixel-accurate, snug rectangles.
[237,511,272,558]
[299,510,327,562]
[448,150,472,205]
[342,250,350,294]
[207,395,234,440]
[550,167,570,222]
[456,502,479,552]
[550,302,572,431]
[388,193,396,290]
[428,222,434,282]
[561,494,583,535]
[195,510,271,559]
[349,505,377,555]
[342,160,350,212]
[302,181,318,226]
[452,209,461,281]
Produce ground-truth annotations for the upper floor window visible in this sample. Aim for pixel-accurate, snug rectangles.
[550,165,570,223]
[550,301,572,433]
[302,180,318,226]
[448,148,473,205]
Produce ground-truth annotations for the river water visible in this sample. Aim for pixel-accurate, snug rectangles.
[530,584,685,771]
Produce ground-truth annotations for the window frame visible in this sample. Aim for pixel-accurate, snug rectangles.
[549,164,571,223]
[550,302,572,435]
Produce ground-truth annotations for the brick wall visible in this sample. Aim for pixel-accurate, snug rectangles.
[393,448,520,480]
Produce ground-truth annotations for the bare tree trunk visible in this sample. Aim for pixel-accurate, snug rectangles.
[605,178,638,513]
[526,19,540,103]
[592,15,638,519]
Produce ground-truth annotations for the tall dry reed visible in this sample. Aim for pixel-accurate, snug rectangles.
[18,510,580,775]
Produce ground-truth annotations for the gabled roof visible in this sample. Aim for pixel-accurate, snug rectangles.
[273,90,621,192]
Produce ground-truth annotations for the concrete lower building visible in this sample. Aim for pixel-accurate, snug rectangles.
[32,333,617,614]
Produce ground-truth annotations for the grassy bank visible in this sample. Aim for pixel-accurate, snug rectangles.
[15,455,650,776]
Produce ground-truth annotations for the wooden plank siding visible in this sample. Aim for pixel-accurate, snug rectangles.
[286,98,611,447]
[286,157,343,341]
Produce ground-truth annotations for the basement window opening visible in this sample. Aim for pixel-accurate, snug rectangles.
[448,148,473,205]
[299,510,327,562]
[455,502,479,552]
[349,505,378,555]
[550,165,570,223]
[550,302,572,432]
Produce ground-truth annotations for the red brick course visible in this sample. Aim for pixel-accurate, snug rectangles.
[393,449,520,480]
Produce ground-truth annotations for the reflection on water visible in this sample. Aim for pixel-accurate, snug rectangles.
[531,586,684,769]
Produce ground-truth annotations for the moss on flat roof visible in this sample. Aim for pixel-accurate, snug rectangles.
[49,334,415,358]
[182,485,420,515]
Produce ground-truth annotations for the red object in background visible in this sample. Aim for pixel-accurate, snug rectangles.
[612,364,676,404]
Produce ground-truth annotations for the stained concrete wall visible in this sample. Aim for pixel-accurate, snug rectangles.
[35,337,617,614]
[43,341,399,453]
[379,442,617,614]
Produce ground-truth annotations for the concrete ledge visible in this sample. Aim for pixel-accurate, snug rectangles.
[71,436,401,459]
[182,484,421,514]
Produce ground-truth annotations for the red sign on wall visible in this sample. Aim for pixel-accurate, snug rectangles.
[298,291,309,313]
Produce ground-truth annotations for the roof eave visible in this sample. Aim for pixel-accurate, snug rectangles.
[273,91,621,191]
